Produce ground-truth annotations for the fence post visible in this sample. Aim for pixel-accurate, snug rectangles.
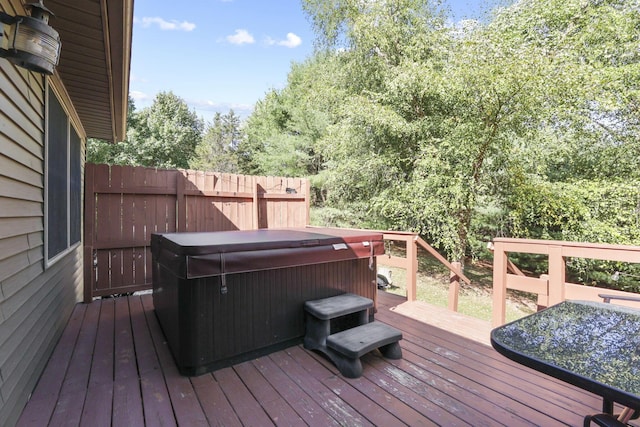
[252,176,259,229]
[83,163,96,303]
[448,261,461,312]
[304,178,311,226]
[492,240,508,327]
[176,170,186,232]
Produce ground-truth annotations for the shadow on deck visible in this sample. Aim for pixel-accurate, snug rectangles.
[18,291,606,426]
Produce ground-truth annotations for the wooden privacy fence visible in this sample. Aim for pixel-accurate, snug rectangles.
[83,163,310,302]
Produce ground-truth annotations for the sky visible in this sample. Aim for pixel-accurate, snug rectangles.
[129,0,500,122]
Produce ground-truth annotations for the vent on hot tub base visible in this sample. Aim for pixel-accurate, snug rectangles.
[304,293,402,378]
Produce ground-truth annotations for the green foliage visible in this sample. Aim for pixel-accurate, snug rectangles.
[87,92,204,168]
[238,54,339,177]
[126,92,204,168]
[86,138,116,164]
[505,176,640,245]
[504,177,640,289]
[243,0,640,275]
[190,110,241,173]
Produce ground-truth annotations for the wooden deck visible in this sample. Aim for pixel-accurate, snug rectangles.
[389,299,493,346]
[17,290,611,426]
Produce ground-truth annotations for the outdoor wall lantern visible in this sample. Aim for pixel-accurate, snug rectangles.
[0,1,61,75]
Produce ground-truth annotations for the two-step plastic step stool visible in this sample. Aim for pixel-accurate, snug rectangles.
[303,293,403,378]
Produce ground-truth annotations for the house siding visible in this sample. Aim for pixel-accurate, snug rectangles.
[0,1,85,423]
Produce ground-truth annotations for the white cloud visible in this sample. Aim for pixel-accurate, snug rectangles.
[188,99,254,118]
[278,33,302,48]
[135,16,196,32]
[265,32,302,48]
[226,29,255,45]
[129,73,147,84]
[129,90,150,102]
[192,99,253,111]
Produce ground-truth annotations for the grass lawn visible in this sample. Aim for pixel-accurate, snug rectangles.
[380,248,537,323]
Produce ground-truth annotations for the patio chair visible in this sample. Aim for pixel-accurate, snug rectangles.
[583,294,640,426]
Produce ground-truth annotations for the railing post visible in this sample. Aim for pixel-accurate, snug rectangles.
[492,240,508,327]
[406,236,418,302]
[548,245,566,305]
[538,274,550,309]
[448,261,461,312]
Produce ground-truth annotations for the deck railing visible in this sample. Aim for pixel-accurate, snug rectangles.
[377,231,471,309]
[491,238,640,327]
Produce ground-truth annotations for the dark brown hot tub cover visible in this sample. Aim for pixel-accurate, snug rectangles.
[151,227,385,279]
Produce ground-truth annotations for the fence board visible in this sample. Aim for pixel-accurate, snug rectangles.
[84,164,309,301]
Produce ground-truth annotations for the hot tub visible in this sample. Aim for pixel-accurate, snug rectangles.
[151,227,384,376]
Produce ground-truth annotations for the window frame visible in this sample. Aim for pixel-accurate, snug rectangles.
[44,81,82,267]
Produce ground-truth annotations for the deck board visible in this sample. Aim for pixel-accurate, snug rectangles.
[17,290,620,426]
[251,354,335,426]
[233,360,305,425]
[214,366,275,426]
[49,301,100,426]
[137,294,176,426]
[191,374,242,427]
[272,350,374,427]
[15,304,86,427]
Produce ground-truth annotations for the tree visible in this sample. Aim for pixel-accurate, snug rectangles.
[239,54,339,178]
[499,0,640,183]
[86,96,138,164]
[302,0,528,261]
[126,91,203,168]
[87,92,203,168]
[190,110,242,173]
[299,0,640,263]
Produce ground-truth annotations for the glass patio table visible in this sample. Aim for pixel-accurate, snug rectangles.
[491,300,640,416]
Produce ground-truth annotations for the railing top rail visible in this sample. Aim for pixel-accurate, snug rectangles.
[493,237,640,252]
[306,226,419,238]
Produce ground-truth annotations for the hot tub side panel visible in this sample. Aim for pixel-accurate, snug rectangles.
[153,257,376,376]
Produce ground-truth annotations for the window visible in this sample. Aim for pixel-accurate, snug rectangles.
[45,84,81,265]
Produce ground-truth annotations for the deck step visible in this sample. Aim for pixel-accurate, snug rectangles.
[304,293,373,320]
[327,321,402,359]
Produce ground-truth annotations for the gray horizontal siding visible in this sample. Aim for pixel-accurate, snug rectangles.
[0,250,80,423]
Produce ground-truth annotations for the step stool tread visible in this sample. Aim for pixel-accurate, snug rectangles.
[327,321,402,359]
[304,293,373,320]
